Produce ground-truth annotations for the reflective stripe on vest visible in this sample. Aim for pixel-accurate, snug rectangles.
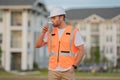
[49,52,77,57]
[49,32,52,53]
[70,27,76,52]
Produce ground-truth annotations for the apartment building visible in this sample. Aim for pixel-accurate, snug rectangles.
[0,0,48,71]
[66,8,120,67]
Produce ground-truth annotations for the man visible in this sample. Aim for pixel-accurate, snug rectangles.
[35,7,85,80]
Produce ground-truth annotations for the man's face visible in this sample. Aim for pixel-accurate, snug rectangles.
[51,16,62,27]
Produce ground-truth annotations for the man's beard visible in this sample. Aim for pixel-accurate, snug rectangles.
[53,22,60,27]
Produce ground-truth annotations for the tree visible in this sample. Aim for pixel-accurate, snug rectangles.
[0,47,2,65]
[90,46,100,64]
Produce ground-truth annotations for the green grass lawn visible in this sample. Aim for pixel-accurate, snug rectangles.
[0,69,120,77]
[0,71,15,76]
[75,71,120,77]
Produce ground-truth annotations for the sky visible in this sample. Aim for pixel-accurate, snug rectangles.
[44,0,120,10]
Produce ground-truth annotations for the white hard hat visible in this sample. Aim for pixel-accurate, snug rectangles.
[49,7,66,18]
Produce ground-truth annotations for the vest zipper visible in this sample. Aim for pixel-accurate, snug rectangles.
[57,41,60,63]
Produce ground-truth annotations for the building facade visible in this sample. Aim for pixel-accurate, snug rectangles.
[66,8,120,67]
[0,0,48,71]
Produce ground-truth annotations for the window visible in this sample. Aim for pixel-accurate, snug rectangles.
[117,47,120,57]
[117,23,120,32]
[105,46,113,54]
[27,42,30,48]
[110,46,113,53]
[117,35,120,44]
[27,31,31,48]
[11,11,22,26]
[82,36,86,42]
[91,23,99,32]
[106,35,112,42]
[91,35,99,45]
[79,24,86,31]
[28,12,31,27]
[0,11,2,22]
[106,24,112,30]
[11,31,22,48]
[105,47,108,53]
[0,34,2,43]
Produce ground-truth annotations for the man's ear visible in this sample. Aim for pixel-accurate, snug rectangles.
[60,16,64,21]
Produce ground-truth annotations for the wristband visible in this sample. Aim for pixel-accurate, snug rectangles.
[72,65,77,69]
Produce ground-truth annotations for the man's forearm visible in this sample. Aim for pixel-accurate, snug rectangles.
[35,32,46,48]
[35,23,48,48]
[74,45,85,66]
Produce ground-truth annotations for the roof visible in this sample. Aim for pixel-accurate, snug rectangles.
[0,0,48,15]
[66,7,120,20]
[0,0,39,6]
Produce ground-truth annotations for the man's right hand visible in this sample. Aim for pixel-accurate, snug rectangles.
[42,24,48,34]
[35,24,48,48]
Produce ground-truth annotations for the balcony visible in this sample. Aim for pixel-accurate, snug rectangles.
[90,23,99,34]
[117,24,120,34]
[0,34,2,44]
[117,35,120,46]
[11,31,22,48]
[11,11,22,26]
[91,35,99,46]
[117,47,120,58]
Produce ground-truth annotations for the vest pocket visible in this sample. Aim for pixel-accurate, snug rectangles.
[59,56,74,68]
[61,51,70,53]
[49,56,57,69]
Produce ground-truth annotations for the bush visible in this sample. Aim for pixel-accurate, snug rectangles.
[33,62,39,70]
[0,47,2,65]
[90,46,100,63]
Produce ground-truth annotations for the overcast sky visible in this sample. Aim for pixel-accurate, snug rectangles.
[44,0,120,10]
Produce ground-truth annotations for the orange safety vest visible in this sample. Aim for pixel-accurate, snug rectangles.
[47,25,79,69]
